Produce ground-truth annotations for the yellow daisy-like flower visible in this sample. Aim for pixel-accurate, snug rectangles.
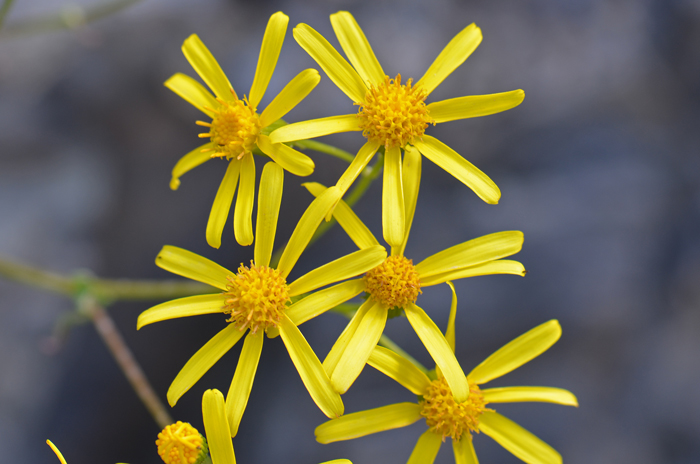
[270,11,525,247]
[315,311,577,464]
[138,162,387,434]
[166,12,322,248]
[302,147,525,403]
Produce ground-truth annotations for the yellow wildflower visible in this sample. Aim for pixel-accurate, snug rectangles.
[156,421,207,464]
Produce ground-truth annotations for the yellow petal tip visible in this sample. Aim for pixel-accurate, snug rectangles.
[170,177,181,191]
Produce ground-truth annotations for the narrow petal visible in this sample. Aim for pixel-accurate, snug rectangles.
[415,231,524,278]
[323,299,374,376]
[46,440,68,464]
[331,303,387,394]
[414,135,500,204]
[294,23,367,103]
[336,140,380,198]
[259,69,321,127]
[315,403,422,443]
[479,411,562,464]
[445,281,457,352]
[330,11,384,86]
[278,313,344,418]
[407,430,442,464]
[269,114,361,144]
[288,245,386,296]
[206,160,240,249]
[468,320,562,385]
[182,34,236,101]
[202,389,237,464]
[167,324,246,406]
[225,331,264,437]
[397,145,421,256]
[320,461,352,464]
[453,436,479,464]
[482,386,578,407]
[427,90,525,123]
[257,134,314,177]
[382,146,405,248]
[286,279,366,327]
[155,245,232,290]
[421,260,526,287]
[254,162,283,268]
[404,303,469,402]
[367,345,431,395]
[137,294,226,329]
[416,23,482,95]
[170,143,215,191]
[233,154,255,246]
[276,186,342,278]
[249,12,289,108]
[165,73,218,118]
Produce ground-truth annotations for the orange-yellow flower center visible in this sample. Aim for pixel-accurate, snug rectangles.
[356,74,433,149]
[364,255,422,308]
[199,98,261,160]
[222,261,291,333]
[419,378,491,441]
[156,421,205,464]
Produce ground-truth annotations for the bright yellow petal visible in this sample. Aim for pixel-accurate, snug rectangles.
[367,345,431,395]
[414,135,500,204]
[336,140,381,198]
[47,440,68,464]
[420,260,526,287]
[482,386,578,407]
[479,411,562,464]
[202,389,237,464]
[383,146,405,248]
[165,73,218,118]
[167,324,246,406]
[404,303,469,403]
[397,145,421,256]
[206,160,240,249]
[137,294,226,329]
[407,430,442,464]
[182,34,236,101]
[276,186,342,278]
[285,279,365,328]
[468,320,562,385]
[319,461,353,464]
[278,313,344,418]
[453,436,479,464]
[259,69,321,127]
[170,143,215,191]
[233,154,255,246]
[254,162,283,268]
[315,403,422,443]
[257,134,314,177]
[155,245,232,290]
[445,281,457,352]
[330,11,384,86]
[289,245,386,296]
[269,114,361,144]
[225,331,264,437]
[249,12,289,108]
[427,90,525,123]
[293,23,367,103]
[323,299,374,376]
[416,23,482,96]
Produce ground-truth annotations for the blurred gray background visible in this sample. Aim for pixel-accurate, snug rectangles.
[1,0,699,463]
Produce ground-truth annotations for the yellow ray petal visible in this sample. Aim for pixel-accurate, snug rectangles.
[482,386,578,407]
[315,403,422,443]
[155,245,232,290]
[206,159,240,249]
[288,245,386,296]
[170,142,216,191]
[427,90,525,123]
[479,411,562,464]
[445,281,458,352]
[414,135,500,204]
[202,389,237,464]
[320,461,352,464]
[404,303,469,402]
[397,145,421,256]
[182,34,236,101]
[416,23,482,96]
[420,260,526,287]
[382,146,405,248]
[453,436,479,464]
[293,23,367,103]
[367,345,431,395]
[225,331,264,437]
[323,299,374,376]
[137,294,226,329]
[259,69,321,127]
[407,429,442,464]
[269,114,361,144]
[165,73,218,118]
[285,279,366,328]
[257,134,314,177]
[468,320,562,385]
[278,313,344,418]
[249,12,289,108]
[233,154,255,246]
[167,324,246,406]
[254,162,283,268]
[336,140,381,199]
[330,11,384,86]
[46,440,68,464]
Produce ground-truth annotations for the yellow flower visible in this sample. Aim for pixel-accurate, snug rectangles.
[156,421,207,464]
[165,12,322,248]
[315,314,577,464]
[270,11,524,247]
[302,148,524,403]
[138,163,388,434]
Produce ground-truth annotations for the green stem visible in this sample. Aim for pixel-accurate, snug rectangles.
[293,139,355,164]
[0,0,15,30]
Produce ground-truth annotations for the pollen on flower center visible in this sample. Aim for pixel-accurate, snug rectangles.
[222,261,291,333]
[198,97,261,160]
[420,378,491,441]
[356,74,433,149]
[156,421,206,464]
[364,255,422,309]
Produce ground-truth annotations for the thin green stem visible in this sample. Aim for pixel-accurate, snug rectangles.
[293,139,355,164]
[0,0,15,31]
